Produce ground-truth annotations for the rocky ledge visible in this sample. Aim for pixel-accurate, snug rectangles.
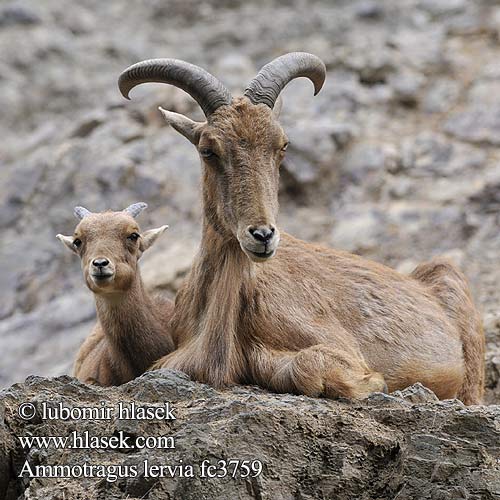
[0,371,499,500]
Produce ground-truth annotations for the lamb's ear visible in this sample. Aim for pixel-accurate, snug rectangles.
[140,225,169,253]
[158,107,203,145]
[56,234,77,254]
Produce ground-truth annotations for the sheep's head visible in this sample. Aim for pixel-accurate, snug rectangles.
[118,53,325,262]
[56,203,168,294]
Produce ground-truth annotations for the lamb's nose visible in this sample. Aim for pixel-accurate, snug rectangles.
[92,258,109,268]
[249,225,275,243]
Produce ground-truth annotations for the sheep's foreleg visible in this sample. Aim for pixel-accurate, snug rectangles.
[249,344,387,399]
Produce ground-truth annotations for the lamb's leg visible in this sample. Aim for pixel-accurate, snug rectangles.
[73,328,104,380]
[73,331,119,386]
[74,342,113,386]
[249,344,387,399]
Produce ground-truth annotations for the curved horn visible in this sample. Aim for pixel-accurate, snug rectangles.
[74,206,92,220]
[123,202,148,218]
[118,58,232,117]
[244,52,326,109]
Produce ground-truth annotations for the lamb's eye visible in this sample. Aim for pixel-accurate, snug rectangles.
[73,238,82,248]
[200,148,216,159]
[281,142,289,152]
[127,232,140,241]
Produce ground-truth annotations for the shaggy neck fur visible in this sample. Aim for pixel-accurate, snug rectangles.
[170,174,256,386]
[95,272,170,376]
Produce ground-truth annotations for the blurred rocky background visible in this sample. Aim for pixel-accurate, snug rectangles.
[0,0,500,403]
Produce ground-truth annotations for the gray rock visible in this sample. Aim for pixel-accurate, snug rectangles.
[331,204,384,252]
[213,53,256,92]
[0,292,94,387]
[0,3,40,27]
[282,118,338,184]
[384,175,414,199]
[329,121,359,149]
[418,0,466,17]
[468,181,500,214]
[342,142,398,183]
[485,351,500,405]
[388,27,446,73]
[355,1,384,20]
[389,70,425,106]
[0,373,498,499]
[399,133,486,177]
[344,43,396,85]
[392,382,439,403]
[469,80,500,107]
[444,105,500,146]
[422,78,461,113]
[0,0,499,415]
[70,111,106,138]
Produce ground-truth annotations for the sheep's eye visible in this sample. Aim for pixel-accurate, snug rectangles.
[281,142,289,152]
[200,148,216,159]
[127,232,140,241]
[73,238,82,249]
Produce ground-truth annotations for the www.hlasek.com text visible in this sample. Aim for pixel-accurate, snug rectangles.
[19,430,175,450]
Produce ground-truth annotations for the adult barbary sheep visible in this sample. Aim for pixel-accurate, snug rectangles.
[119,53,485,403]
[57,203,174,386]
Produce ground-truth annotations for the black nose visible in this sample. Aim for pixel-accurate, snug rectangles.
[249,225,275,243]
[92,258,109,268]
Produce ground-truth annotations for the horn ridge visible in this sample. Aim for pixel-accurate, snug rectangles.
[244,52,326,109]
[118,58,232,117]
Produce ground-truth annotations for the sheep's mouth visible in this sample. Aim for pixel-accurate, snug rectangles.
[249,249,275,258]
[238,230,280,263]
[244,247,276,262]
[91,272,114,281]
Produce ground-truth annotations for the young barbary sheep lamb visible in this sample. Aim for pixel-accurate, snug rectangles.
[118,53,485,404]
[57,203,174,386]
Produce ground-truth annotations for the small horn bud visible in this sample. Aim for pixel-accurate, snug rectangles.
[124,202,148,218]
[74,206,92,220]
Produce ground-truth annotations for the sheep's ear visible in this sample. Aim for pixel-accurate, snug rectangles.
[158,107,203,145]
[56,234,77,254]
[273,96,283,118]
[140,225,169,253]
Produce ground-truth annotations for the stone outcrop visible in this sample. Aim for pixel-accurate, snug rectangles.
[1,372,499,500]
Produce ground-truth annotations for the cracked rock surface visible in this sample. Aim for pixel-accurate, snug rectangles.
[1,372,499,500]
[1,0,500,400]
